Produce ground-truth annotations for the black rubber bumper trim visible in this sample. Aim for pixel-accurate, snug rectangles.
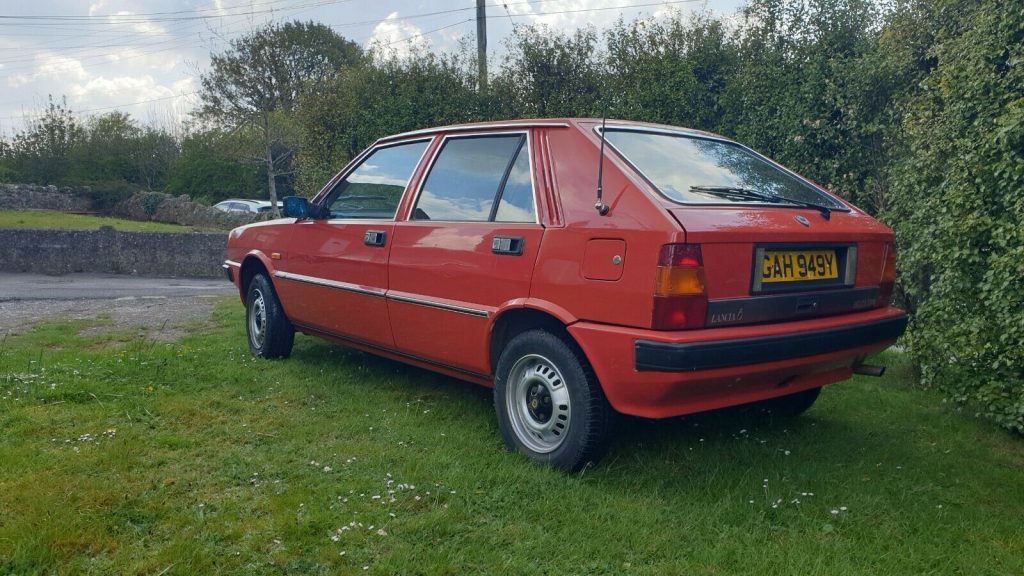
[635,314,908,372]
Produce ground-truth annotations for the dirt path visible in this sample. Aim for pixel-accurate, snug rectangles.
[0,273,237,341]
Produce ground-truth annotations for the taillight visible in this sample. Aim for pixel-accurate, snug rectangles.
[652,244,707,330]
[877,242,897,306]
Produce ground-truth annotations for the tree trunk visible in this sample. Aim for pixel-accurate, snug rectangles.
[266,144,280,218]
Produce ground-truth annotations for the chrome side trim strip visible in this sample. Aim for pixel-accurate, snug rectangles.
[274,271,386,298]
[387,292,489,318]
[224,259,241,268]
[274,271,489,317]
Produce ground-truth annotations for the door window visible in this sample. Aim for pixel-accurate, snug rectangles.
[413,134,535,222]
[325,140,430,219]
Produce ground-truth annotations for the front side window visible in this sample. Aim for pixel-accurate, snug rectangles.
[413,134,535,222]
[325,140,430,219]
[604,129,846,209]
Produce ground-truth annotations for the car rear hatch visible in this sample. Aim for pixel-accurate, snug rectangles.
[598,125,897,330]
[665,203,894,328]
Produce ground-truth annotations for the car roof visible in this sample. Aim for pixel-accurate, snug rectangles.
[376,118,726,144]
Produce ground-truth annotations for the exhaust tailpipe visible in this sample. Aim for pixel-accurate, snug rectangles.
[853,363,886,377]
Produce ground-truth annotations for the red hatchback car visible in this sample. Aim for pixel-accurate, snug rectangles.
[224,119,907,471]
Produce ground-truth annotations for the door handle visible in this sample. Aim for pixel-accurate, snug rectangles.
[363,230,387,247]
[491,236,524,255]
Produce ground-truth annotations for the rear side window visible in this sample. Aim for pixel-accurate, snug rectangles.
[604,129,845,209]
[413,134,535,222]
[325,140,429,219]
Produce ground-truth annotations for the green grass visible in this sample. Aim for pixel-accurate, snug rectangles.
[1,301,1022,575]
[0,209,194,232]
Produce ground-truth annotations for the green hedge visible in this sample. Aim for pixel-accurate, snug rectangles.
[885,0,1024,432]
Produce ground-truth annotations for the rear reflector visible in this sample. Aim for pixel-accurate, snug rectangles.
[877,242,897,306]
[652,244,707,330]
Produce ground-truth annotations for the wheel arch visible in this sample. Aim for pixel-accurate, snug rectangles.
[488,304,584,376]
[239,252,276,303]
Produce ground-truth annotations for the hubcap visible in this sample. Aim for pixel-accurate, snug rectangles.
[248,288,267,349]
[505,354,571,454]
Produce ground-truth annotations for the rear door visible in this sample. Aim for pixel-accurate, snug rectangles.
[388,131,543,375]
[274,139,431,347]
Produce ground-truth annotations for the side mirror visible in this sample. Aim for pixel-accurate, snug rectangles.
[282,196,311,219]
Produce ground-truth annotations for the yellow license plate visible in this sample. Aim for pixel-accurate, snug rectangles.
[762,249,838,283]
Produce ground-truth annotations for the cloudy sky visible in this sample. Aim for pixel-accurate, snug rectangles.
[0,0,745,135]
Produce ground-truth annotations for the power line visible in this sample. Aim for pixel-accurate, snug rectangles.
[0,0,355,24]
[0,0,705,122]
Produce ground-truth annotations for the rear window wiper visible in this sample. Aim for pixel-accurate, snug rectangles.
[689,185,832,220]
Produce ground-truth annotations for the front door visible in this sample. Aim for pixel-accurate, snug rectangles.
[274,139,431,348]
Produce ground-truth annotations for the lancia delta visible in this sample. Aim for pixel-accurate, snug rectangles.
[224,119,907,471]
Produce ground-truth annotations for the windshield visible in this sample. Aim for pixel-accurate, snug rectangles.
[603,129,846,209]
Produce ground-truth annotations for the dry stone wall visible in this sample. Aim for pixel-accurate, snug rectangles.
[0,226,228,278]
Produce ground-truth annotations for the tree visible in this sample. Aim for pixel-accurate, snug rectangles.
[166,128,264,203]
[604,12,735,128]
[9,96,83,184]
[296,49,478,195]
[198,21,364,213]
[491,26,605,118]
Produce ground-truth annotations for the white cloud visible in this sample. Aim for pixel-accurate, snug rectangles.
[108,11,169,36]
[7,54,89,88]
[366,12,429,61]
[69,75,173,102]
[88,1,107,17]
[506,0,703,32]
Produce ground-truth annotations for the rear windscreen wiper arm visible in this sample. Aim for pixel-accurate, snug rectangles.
[689,185,832,220]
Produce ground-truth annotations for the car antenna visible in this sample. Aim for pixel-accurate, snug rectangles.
[595,115,610,216]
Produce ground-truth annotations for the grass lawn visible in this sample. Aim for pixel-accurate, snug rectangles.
[1,300,1022,575]
[0,209,195,233]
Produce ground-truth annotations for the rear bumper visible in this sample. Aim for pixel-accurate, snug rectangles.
[635,315,907,371]
[567,307,907,419]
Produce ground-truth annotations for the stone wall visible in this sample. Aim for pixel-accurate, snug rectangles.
[0,183,91,212]
[0,183,264,229]
[0,226,228,278]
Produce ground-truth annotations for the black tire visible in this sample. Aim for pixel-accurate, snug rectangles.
[245,273,294,359]
[754,387,821,417]
[494,330,613,472]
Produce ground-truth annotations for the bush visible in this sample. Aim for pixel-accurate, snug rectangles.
[885,0,1024,433]
[74,180,138,212]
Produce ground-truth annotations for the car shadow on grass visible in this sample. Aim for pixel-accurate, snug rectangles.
[290,338,908,476]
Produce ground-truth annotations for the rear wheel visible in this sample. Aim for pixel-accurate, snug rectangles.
[246,273,294,358]
[494,330,613,472]
[754,387,821,417]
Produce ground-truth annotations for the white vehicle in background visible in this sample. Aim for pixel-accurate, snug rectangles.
[213,199,281,214]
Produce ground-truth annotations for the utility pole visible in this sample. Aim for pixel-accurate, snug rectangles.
[476,0,488,92]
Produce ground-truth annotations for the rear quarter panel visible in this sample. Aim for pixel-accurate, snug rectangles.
[529,123,681,329]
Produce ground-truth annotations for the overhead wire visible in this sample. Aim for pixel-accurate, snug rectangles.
[0,0,703,122]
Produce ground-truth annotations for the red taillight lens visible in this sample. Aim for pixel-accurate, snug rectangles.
[652,244,707,330]
[877,242,897,306]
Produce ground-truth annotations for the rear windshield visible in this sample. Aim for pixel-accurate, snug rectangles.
[603,129,845,209]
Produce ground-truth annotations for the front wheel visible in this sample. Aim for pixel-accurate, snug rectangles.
[246,273,294,358]
[494,330,613,472]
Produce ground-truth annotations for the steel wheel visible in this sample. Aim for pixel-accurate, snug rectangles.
[494,329,613,471]
[248,287,267,350]
[505,354,572,454]
[245,273,294,359]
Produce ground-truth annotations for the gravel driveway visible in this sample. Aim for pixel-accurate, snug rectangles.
[0,273,238,341]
